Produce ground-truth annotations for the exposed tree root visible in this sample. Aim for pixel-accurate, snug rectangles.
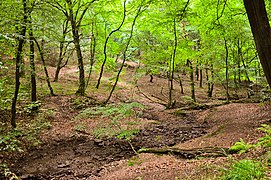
[138,147,230,159]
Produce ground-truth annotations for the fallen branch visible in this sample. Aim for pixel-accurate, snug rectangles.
[136,86,167,106]
[138,147,230,159]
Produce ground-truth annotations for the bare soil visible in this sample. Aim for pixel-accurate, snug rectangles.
[3,66,271,179]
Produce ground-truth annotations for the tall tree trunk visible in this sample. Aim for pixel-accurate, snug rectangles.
[29,20,37,102]
[187,60,196,102]
[237,39,242,83]
[96,0,127,89]
[11,0,28,128]
[86,21,96,89]
[34,38,55,96]
[178,74,184,94]
[224,38,230,102]
[243,0,271,88]
[104,3,142,105]
[71,22,85,95]
[195,64,199,81]
[167,17,177,109]
[54,20,69,82]
[199,68,203,88]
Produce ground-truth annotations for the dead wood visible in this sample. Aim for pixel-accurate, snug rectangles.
[138,147,230,159]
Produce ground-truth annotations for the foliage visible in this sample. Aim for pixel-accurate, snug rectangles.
[221,159,266,180]
[0,129,23,153]
[76,102,145,121]
[229,138,255,154]
[80,102,144,139]
[116,129,140,140]
[23,101,41,114]
[257,124,271,148]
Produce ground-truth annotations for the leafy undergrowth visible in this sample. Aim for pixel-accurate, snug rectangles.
[217,124,271,179]
[74,102,145,140]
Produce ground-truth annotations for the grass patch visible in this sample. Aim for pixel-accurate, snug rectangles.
[75,102,145,139]
[128,156,142,166]
[221,159,266,180]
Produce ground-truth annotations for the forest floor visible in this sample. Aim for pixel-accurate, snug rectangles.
[2,64,271,179]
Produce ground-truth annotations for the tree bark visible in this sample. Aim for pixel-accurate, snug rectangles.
[138,147,229,159]
[11,0,28,128]
[96,0,127,89]
[54,20,69,82]
[243,0,271,88]
[199,68,203,88]
[224,38,230,102]
[104,2,141,105]
[167,17,177,109]
[29,20,37,102]
[187,60,196,102]
[34,38,55,96]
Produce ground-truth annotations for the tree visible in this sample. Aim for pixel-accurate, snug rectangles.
[48,0,97,95]
[243,0,271,89]
[11,0,29,128]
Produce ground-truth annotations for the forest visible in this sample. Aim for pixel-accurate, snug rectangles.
[1,0,271,179]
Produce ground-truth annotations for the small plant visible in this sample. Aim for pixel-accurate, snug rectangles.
[0,163,18,180]
[221,159,266,180]
[90,102,144,139]
[257,124,271,148]
[117,129,140,140]
[0,129,23,153]
[181,96,194,105]
[127,156,142,166]
[229,138,255,154]
[23,101,41,114]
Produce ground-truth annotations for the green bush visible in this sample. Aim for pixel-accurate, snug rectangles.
[221,159,266,180]
[257,124,271,148]
[229,138,255,154]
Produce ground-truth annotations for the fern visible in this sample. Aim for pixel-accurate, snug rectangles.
[229,138,255,154]
[257,124,271,148]
[76,102,145,121]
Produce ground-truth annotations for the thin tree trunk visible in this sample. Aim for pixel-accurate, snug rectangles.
[150,74,153,83]
[29,19,37,102]
[237,39,241,83]
[195,64,199,81]
[187,60,196,102]
[104,3,142,105]
[178,74,184,94]
[206,68,210,97]
[11,0,28,128]
[167,17,177,109]
[86,21,96,89]
[224,38,230,102]
[199,68,203,88]
[241,58,251,84]
[96,0,127,89]
[243,0,271,88]
[71,22,85,95]
[54,20,69,82]
[34,38,55,96]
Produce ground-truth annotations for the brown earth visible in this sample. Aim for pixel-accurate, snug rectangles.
[3,65,271,179]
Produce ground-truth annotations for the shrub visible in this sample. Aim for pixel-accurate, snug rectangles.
[221,159,266,180]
